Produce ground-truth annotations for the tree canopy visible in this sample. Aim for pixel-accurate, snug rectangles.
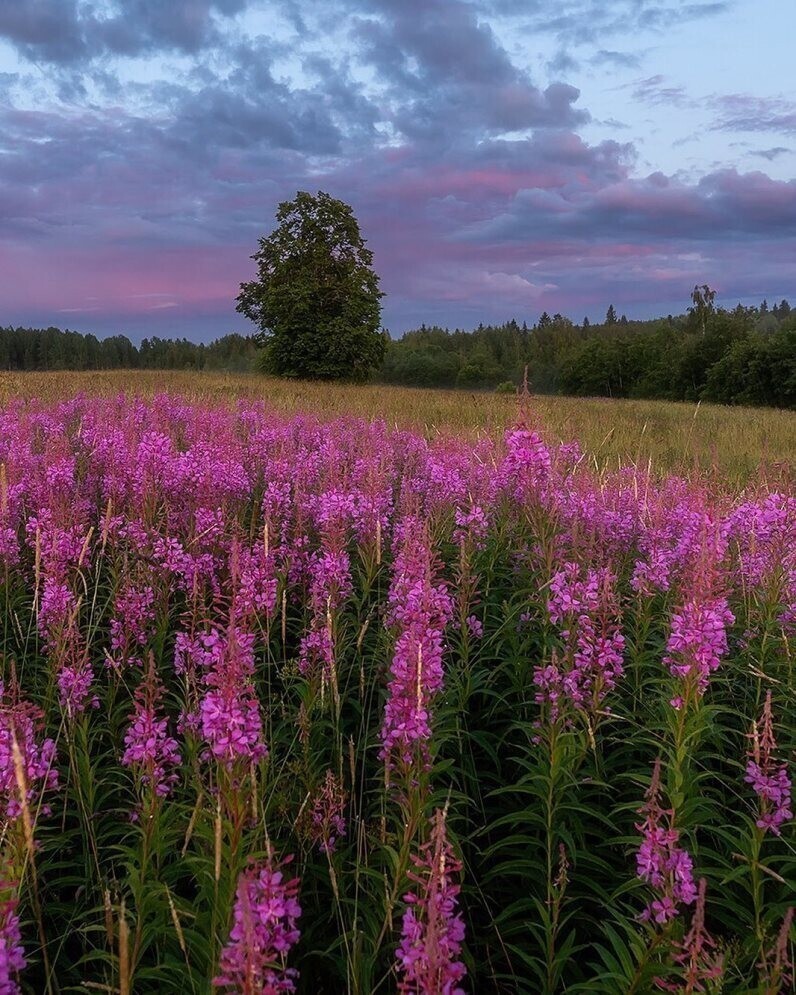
[236,190,386,382]
[0,326,257,372]
[379,301,795,408]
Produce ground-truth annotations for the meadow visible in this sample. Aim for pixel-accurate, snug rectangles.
[0,373,793,993]
[1,370,795,486]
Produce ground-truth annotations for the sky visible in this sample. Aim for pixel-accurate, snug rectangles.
[0,0,795,341]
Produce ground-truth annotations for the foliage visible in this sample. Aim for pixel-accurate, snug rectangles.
[237,191,386,382]
[0,394,793,993]
[0,326,258,372]
[702,326,796,409]
[381,302,794,408]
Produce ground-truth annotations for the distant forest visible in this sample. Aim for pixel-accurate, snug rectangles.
[2,296,794,408]
[382,298,796,409]
[0,328,256,372]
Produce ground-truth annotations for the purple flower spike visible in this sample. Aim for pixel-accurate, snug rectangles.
[214,854,302,994]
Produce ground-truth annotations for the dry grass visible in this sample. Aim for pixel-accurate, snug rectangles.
[0,369,793,486]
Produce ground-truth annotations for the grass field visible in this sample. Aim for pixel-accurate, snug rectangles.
[0,369,793,485]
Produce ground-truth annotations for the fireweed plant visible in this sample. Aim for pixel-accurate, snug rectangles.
[0,394,792,993]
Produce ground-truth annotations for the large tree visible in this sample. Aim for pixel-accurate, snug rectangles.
[237,190,386,381]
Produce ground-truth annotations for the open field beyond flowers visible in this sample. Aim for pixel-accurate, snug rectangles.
[0,386,793,993]
[0,370,794,486]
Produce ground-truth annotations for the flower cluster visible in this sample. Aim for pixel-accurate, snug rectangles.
[396,809,467,995]
[453,505,488,549]
[197,626,267,767]
[758,908,794,993]
[663,597,735,700]
[121,665,181,801]
[0,895,25,995]
[501,427,552,501]
[636,759,697,924]
[536,562,625,720]
[297,549,351,679]
[236,542,278,623]
[656,878,724,993]
[214,854,302,994]
[380,519,453,774]
[37,576,77,649]
[37,574,96,718]
[0,393,793,990]
[631,488,720,596]
[56,655,97,720]
[745,691,793,836]
[0,683,58,821]
[109,584,155,668]
[308,770,347,855]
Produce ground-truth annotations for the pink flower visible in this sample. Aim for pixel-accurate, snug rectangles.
[0,682,58,822]
[214,854,301,994]
[758,908,794,993]
[636,759,697,923]
[308,770,347,855]
[199,690,266,766]
[745,692,792,836]
[37,576,76,648]
[396,809,467,995]
[109,584,155,668]
[501,427,552,501]
[57,660,96,719]
[195,626,267,768]
[380,519,453,774]
[122,664,181,801]
[663,597,734,698]
[236,544,278,622]
[539,563,624,719]
[453,505,488,548]
[297,547,351,679]
[0,895,26,995]
[656,879,724,992]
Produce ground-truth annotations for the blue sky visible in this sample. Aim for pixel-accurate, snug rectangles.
[0,0,794,340]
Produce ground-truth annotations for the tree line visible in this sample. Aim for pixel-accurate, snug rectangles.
[382,299,795,409]
[0,326,257,372]
[2,298,793,409]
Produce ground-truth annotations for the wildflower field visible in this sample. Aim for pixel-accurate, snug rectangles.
[0,387,793,993]
[2,370,795,485]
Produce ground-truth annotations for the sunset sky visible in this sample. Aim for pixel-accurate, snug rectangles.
[1,0,794,340]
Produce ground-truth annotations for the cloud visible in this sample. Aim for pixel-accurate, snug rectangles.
[0,0,250,63]
[590,49,642,69]
[457,165,796,244]
[712,94,796,135]
[171,75,345,157]
[492,0,731,46]
[547,49,580,74]
[750,147,790,161]
[352,0,589,140]
[0,0,86,63]
[3,70,792,332]
[96,0,250,56]
[631,75,692,108]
